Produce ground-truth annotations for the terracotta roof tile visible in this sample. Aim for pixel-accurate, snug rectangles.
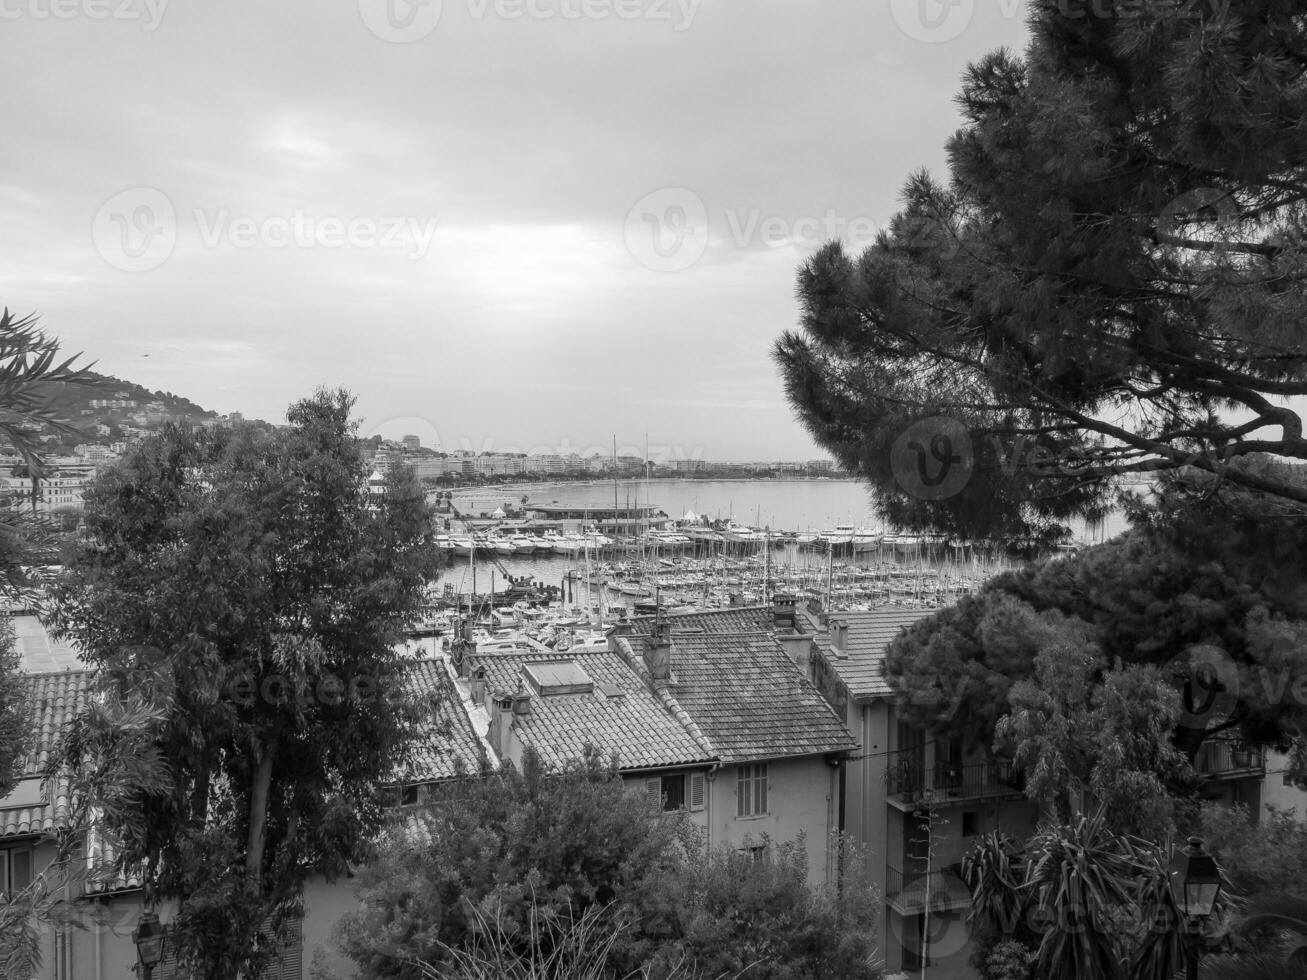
[0,669,94,840]
[631,606,775,636]
[473,650,713,772]
[810,607,939,700]
[399,658,488,783]
[620,633,856,763]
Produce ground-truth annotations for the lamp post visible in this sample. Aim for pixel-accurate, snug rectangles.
[132,909,166,980]
[1168,836,1222,980]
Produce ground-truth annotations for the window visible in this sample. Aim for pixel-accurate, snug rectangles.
[0,846,34,897]
[962,811,978,837]
[645,773,695,815]
[736,764,768,818]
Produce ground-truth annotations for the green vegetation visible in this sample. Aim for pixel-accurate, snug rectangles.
[775,2,1307,542]
[335,750,881,980]
[49,389,439,980]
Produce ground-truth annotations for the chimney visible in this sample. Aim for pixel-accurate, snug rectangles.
[772,593,798,633]
[512,691,532,717]
[806,596,823,617]
[830,619,849,659]
[490,692,514,759]
[644,616,672,683]
[607,620,634,653]
[777,634,814,677]
[469,665,487,705]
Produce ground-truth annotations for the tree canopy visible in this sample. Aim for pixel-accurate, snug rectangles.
[51,388,439,980]
[775,2,1307,541]
[885,489,1307,820]
[337,749,881,980]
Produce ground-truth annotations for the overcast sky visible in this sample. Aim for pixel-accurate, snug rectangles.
[3,0,1030,462]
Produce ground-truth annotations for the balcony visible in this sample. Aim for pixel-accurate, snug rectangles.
[1195,739,1264,780]
[885,864,972,916]
[884,758,1025,809]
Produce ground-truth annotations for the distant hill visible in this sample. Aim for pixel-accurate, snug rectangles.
[25,372,225,453]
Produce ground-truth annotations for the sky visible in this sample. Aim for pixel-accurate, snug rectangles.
[2,0,1032,463]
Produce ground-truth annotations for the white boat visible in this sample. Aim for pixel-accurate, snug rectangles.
[451,536,474,557]
[819,524,855,547]
[510,534,538,555]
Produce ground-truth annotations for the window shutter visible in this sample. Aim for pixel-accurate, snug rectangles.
[645,777,661,813]
[758,765,768,814]
[688,773,705,812]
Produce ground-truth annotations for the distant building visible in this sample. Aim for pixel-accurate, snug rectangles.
[401,434,421,452]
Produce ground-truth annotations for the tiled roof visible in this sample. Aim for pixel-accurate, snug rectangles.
[630,606,776,636]
[620,633,856,764]
[0,669,93,839]
[399,658,488,783]
[811,607,939,700]
[11,615,86,672]
[473,650,713,772]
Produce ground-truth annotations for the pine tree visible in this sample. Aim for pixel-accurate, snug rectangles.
[775,2,1307,541]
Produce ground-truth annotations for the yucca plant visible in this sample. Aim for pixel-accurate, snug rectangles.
[1023,810,1151,980]
[961,830,1030,956]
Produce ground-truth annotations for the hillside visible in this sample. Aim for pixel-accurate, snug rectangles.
[27,372,224,453]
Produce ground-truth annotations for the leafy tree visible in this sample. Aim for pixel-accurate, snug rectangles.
[50,388,439,980]
[335,747,688,979]
[774,3,1307,540]
[635,833,880,980]
[886,507,1307,778]
[338,754,881,980]
[996,645,1190,837]
[0,620,27,799]
[1193,803,1307,897]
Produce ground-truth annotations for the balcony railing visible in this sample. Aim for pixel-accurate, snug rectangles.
[884,759,1023,805]
[885,864,972,914]
[1195,739,1265,779]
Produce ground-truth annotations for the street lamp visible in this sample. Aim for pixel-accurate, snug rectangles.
[1168,836,1222,980]
[132,909,166,980]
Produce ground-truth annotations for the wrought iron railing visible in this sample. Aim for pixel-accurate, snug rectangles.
[885,864,972,911]
[1195,739,1264,777]
[884,758,1022,804]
